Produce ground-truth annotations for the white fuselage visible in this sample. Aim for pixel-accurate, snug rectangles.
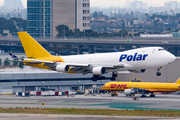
[61,47,176,72]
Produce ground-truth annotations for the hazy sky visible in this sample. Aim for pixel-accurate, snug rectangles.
[0,0,180,8]
[91,0,180,8]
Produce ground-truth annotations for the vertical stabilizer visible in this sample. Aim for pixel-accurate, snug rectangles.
[175,78,180,84]
[18,32,53,58]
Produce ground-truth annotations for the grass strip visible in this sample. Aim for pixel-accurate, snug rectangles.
[0,108,179,117]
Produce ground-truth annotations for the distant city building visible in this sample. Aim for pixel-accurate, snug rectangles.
[27,0,90,38]
[130,1,147,10]
[164,1,177,10]
[135,1,142,9]
[177,2,180,9]
[170,1,177,9]
[0,0,25,12]
[130,2,136,9]
[164,2,171,9]
[142,2,147,9]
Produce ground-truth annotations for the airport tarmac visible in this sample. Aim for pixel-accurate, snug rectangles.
[0,93,179,110]
[0,113,178,120]
[0,94,180,120]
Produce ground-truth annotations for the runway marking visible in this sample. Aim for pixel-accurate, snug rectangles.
[38,114,58,118]
[48,116,58,118]
[101,115,125,119]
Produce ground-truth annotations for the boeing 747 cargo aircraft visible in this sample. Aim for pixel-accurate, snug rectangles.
[10,32,176,81]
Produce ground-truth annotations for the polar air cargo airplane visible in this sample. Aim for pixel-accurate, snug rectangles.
[10,32,176,81]
[101,78,180,97]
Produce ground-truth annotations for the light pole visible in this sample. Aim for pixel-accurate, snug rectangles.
[64,25,65,39]
[43,0,45,38]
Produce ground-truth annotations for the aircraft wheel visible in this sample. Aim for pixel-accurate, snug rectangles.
[100,76,106,79]
[141,95,146,97]
[112,73,117,78]
[156,72,161,76]
[150,95,155,97]
[91,77,98,82]
[111,77,116,81]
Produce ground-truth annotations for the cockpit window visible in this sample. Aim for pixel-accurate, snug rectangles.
[158,49,165,51]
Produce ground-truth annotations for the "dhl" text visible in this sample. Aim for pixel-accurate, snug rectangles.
[110,84,128,89]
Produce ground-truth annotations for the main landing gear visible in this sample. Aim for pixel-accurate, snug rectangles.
[150,93,155,97]
[141,94,146,97]
[111,72,117,81]
[156,67,162,76]
[91,75,105,82]
[140,91,146,97]
[91,72,118,82]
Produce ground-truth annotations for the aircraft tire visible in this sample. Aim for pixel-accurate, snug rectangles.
[111,77,116,81]
[91,77,98,82]
[156,72,161,76]
[141,95,146,97]
[150,95,155,97]
[112,73,117,78]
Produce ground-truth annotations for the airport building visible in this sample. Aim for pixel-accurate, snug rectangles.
[27,0,90,38]
[0,68,111,93]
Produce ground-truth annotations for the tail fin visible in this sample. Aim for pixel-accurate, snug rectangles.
[9,53,18,58]
[175,78,180,84]
[18,32,53,58]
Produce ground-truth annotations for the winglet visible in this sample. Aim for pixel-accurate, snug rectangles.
[9,53,18,58]
[175,77,180,84]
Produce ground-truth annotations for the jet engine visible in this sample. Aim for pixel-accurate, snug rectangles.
[124,89,137,96]
[140,69,146,73]
[92,66,106,75]
[133,69,146,73]
[56,64,69,72]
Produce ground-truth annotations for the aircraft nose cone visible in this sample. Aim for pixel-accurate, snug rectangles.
[101,86,106,90]
[168,53,176,63]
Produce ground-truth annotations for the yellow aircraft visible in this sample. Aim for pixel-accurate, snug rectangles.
[101,78,180,97]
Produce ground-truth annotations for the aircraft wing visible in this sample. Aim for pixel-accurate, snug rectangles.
[131,87,150,94]
[69,63,125,74]
[104,64,124,69]
[13,59,125,74]
[23,58,125,69]
[9,53,126,74]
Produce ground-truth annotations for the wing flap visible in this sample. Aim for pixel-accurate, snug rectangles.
[104,64,124,69]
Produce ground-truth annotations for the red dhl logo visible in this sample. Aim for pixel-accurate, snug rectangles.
[52,60,62,62]
[110,84,128,89]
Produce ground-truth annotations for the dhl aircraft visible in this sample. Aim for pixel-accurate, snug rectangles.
[101,78,180,97]
[10,32,176,81]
